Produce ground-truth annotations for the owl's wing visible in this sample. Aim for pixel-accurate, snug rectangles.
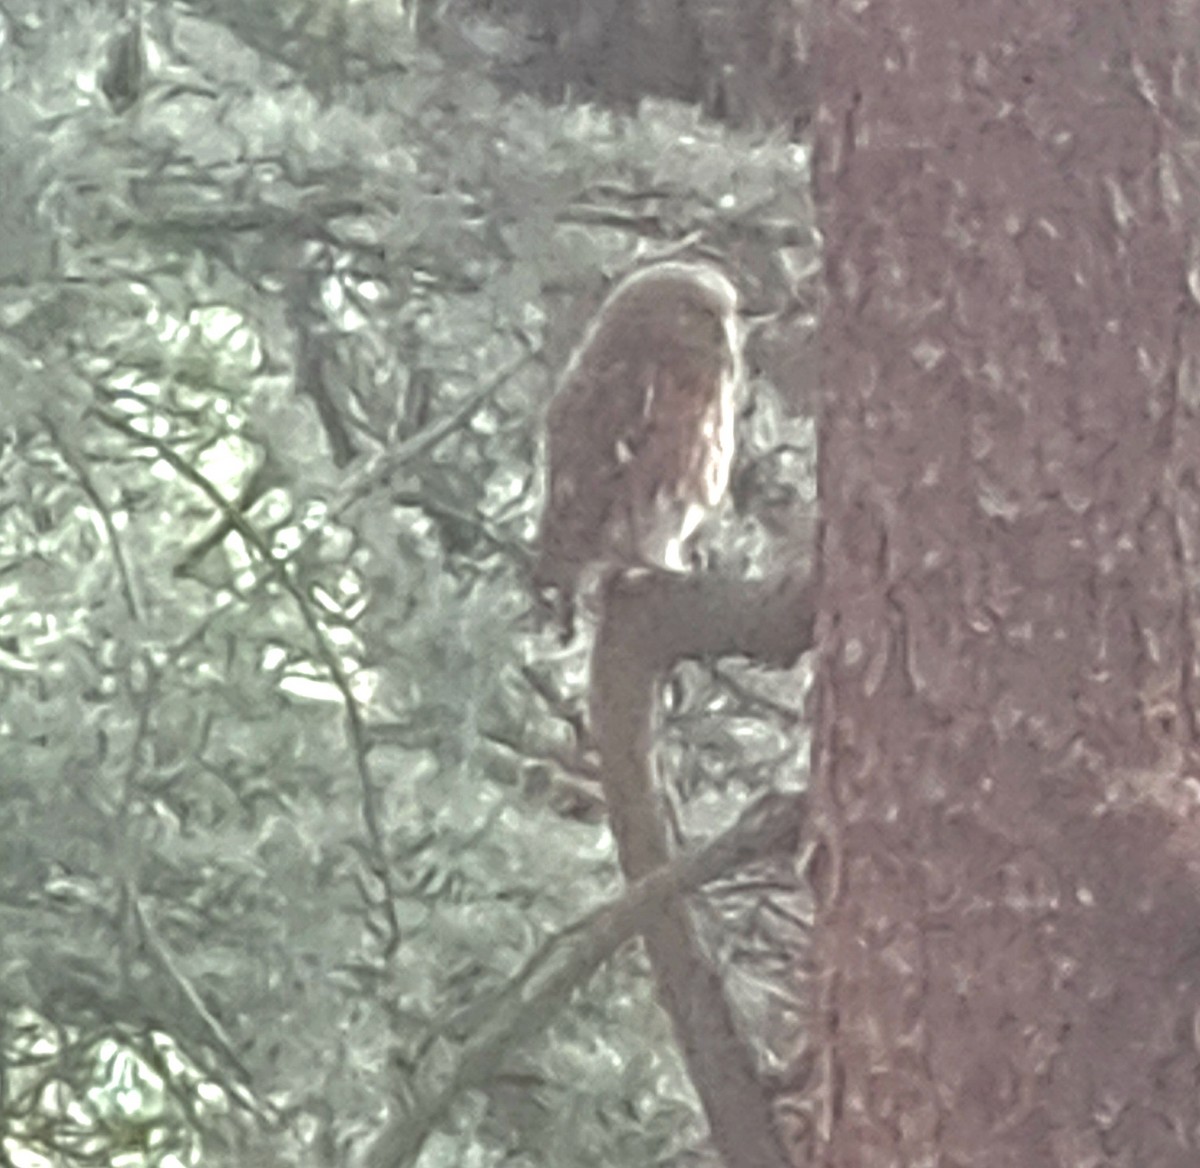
[536,352,657,586]
[624,358,721,499]
[547,353,663,498]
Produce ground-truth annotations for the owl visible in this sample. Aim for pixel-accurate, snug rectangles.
[533,261,743,626]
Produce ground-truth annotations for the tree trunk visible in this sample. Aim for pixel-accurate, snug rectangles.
[810,3,1200,1164]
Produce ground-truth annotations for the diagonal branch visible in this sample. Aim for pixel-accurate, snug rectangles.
[363,790,806,1168]
[93,407,404,960]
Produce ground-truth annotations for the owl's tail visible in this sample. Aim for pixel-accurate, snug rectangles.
[530,542,580,644]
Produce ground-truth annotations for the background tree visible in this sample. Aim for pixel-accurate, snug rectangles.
[422,0,811,138]
[811,2,1200,1163]
[0,1,818,1165]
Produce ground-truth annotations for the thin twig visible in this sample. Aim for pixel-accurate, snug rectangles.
[93,407,404,959]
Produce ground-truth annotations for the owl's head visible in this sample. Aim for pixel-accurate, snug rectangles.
[593,261,742,381]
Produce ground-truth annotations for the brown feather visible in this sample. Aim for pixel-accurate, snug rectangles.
[534,262,742,613]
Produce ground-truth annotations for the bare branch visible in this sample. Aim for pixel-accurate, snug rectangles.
[588,567,816,1168]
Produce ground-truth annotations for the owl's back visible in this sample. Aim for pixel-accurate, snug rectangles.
[534,262,741,606]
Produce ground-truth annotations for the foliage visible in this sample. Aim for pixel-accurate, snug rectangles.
[0,0,816,1164]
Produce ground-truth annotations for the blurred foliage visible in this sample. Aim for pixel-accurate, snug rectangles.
[0,0,817,1165]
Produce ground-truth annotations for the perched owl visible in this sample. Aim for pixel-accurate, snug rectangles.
[533,261,743,625]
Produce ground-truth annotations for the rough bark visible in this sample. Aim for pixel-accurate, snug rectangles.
[811,3,1200,1165]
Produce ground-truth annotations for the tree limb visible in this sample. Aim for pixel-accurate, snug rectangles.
[589,568,816,1168]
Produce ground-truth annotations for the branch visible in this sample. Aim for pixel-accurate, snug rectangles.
[362,791,805,1168]
[93,408,404,959]
[333,345,536,522]
[589,568,816,1168]
[43,413,145,623]
[607,568,817,671]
